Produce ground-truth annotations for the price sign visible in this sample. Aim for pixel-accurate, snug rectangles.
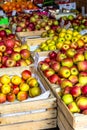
[80,29,87,35]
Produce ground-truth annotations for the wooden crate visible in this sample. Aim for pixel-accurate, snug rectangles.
[55,88,87,130]
[16,30,45,38]
[0,66,57,130]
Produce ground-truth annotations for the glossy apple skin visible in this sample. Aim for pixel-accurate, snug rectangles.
[20,49,30,59]
[48,74,59,84]
[44,68,55,78]
[50,61,60,72]
[61,58,73,68]
[0,93,6,103]
[40,62,49,71]
[70,86,81,98]
[77,61,87,71]
[6,93,16,102]
[11,85,20,95]
[76,96,87,111]
[81,85,87,96]
[73,53,84,64]
[69,75,78,85]
[21,70,31,80]
[17,91,28,101]
[68,101,80,113]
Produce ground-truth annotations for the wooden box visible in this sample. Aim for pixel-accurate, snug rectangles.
[0,66,57,130]
[55,88,87,130]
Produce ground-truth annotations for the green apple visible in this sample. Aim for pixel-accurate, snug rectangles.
[58,37,65,43]
[71,37,79,42]
[67,15,74,20]
[48,45,56,51]
[56,42,64,50]
[79,76,87,85]
[66,48,76,58]
[59,32,66,37]
[62,93,73,105]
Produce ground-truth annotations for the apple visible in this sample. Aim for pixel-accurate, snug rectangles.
[56,52,67,62]
[16,59,27,66]
[19,83,29,91]
[29,86,41,97]
[81,85,87,95]
[79,72,87,77]
[17,91,28,101]
[21,44,29,50]
[48,74,59,84]
[21,70,31,80]
[50,61,60,72]
[0,30,7,37]
[6,93,16,102]
[58,66,71,78]
[5,58,16,67]
[44,58,51,64]
[11,85,20,95]
[77,61,87,71]
[48,51,57,60]
[84,50,87,60]
[56,42,64,50]
[62,93,73,105]
[79,75,87,86]
[65,33,72,41]
[44,68,55,78]
[28,78,39,88]
[5,48,13,55]
[69,75,78,85]
[62,86,72,94]
[0,74,10,84]
[73,53,84,64]
[1,84,11,94]
[60,79,73,88]
[70,86,81,98]
[66,48,76,58]
[68,101,80,113]
[0,42,6,52]
[40,62,49,71]
[70,42,78,49]
[61,58,73,68]
[4,38,15,48]
[57,37,65,43]
[11,52,21,61]
[67,15,74,20]
[82,109,87,114]
[77,39,85,48]
[1,55,8,64]
[11,75,22,85]
[76,96,87,110]
[70,66,79,76]
[0,93,6,103]
[20,49,31,59]
[61,44,70,52]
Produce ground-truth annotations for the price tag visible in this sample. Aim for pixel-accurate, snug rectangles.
[60,19,65,28]
[80,29,87,35]
[12,23,17,34]
[12,10,16,16]
[64,22,71,29]
[34,52,39,70]
[0,11,4,16]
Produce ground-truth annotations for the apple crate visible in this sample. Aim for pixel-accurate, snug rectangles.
[16,30,45,39]
[55,88,87,130]
[0,66,57,130]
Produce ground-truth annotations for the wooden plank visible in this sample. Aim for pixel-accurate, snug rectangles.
[0,108,57,125]
[0,119,57,130]
[17,30,45,37]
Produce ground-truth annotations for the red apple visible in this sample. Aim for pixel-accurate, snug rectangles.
[81,85,87,96]
[56,52,67,62]
[17,91,28,101]
[48,51,57,60]
[5,58,16,67]
[73,52,84,64]
[21,70,31,80]
[4,38,15,48]
[76,96,87,110]
[5,48,13,55]
[0,30,7,37]
[44,68,55,78]
[20,49,31,59]
[69,75,78,85]
[48,74,59,84]
[50,61,60,72]
[70,86,81,98]
[77,61,87,71]
[11,85,20,95]
[40,62,49,71]
[61,58,73,68]
[6,93,16,102]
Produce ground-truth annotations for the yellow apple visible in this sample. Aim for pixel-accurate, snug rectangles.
[21,44,30,50]
[20,83,29,91]
[28,78,39,88]
[1,84,11,94]
[0,74,10,84]
[29,86,41,97]
[11,75,22,85]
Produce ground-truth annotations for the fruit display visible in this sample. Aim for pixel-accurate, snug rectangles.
[35,29,86,52]
[58,14,87,32]
[9,12,59,32]
[1,1,38,13]
[39,48,87,114]
[0,69,42,103]
[0,29,33,68]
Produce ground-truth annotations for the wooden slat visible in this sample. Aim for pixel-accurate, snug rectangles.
[0,108,57,125]
[0,119,57,130]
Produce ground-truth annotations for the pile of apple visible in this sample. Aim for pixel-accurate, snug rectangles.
[0,69,42,103]
[35,28,87,52]
[58,14,87,32]
[39,49,87,114]
[9,12,59,32]
[0,29,33,68]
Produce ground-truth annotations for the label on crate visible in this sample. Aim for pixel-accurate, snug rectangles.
[12,10,17,16]
[80,29,87,35]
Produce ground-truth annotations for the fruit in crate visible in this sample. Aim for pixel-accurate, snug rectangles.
[0,29,33,68]
[0,69,42,103]
[39,49,87,114]
[35,29,86,52]
[9,12,59,32]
